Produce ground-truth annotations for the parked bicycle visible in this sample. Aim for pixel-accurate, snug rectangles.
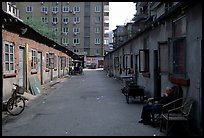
[6,83,28,116]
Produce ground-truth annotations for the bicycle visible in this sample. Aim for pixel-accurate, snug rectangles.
[6,83,28,116]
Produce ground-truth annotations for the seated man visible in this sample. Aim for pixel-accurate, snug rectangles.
[138,87,175,125]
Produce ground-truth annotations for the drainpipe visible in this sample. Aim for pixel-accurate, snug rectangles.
[1,38,3,105]
[201,38,203,136]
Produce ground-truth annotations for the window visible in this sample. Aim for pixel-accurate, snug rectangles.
[62,27,69,34]
[95,38,100,44]
[73,6,80,12]
[139,49,149,72]
[62,37,69,44]
[73,49,79,53]
[46,53,49,70]
[95,27,100,33]
[52,17,58,23]
[73,17,80,23]
[3,41,15,74]
[63,17,69,24]
[73,27,80,33]
[52,6,58,13]
[62,6,69,12]
[61,56,66,68]
[31,49,37,70]
[73,38,80,44]
[104,39,108,45]
[26,6,32,12]
[95,5,101,12]
[41,17,48,23]
[41,6,48,13]
[95,16,100,23]
[49,53,54,69]
[172,16,186,75]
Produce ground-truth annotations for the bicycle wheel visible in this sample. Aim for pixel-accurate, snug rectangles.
[7,96,25,116]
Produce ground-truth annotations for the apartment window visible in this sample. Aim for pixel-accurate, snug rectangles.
[73,38,80,44]
[96,49,99,55]
[95,5,101,12]
[62,37,69,44]
[95,27,100,33]
[52,27,58,32]
[95,38,100,44]
[52,17,58,23]
[73,27,80,33]
[73,49,79,53]
[104,39,108,45]
[172,16,186,75]
[95,16,100,23]
[62,27,69,34]
[26,6,32,12]
[63,17,69,24]
[41,17,48,23]
[73,17,80,23]
[31,49,37,70]
[73,6,80,12]
[41,6,48,13]
[62,6,69,12]
[3,41,15,74]
[52,6,58,12]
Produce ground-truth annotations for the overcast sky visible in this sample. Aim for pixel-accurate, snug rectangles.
[109,2,136,32]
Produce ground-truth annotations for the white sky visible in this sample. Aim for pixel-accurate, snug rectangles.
[109,2,136,32]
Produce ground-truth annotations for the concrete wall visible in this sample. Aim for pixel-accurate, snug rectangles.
[104,3,202,133]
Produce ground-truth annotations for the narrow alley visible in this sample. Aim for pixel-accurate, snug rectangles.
[2,69,166,136]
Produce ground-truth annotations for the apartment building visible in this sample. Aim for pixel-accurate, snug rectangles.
[14,2,109,67]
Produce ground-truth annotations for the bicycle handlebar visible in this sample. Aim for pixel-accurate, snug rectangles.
[13,83,19,87]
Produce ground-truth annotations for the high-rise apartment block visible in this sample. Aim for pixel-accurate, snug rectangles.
[13,2,109,67]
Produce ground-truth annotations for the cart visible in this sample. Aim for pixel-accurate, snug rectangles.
[121,80,144,104]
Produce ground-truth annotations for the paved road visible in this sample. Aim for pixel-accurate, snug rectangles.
[2,68,165,136]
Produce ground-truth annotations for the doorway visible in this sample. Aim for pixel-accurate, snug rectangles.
[153,50,161,98]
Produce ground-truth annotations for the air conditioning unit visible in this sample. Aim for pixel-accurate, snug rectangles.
[67,2,69,4]
[53,22,57,25]
[56,2,59,5]
[73,44,76,47]
[41,2,44,5]
[73,11,76,15]
[64,22,68,25]
[53,11,57,14]
[45,11,48,15]
[65,32,68,35]
[74,32,77,35]
[73,22,77,25]
[69,10,73,13]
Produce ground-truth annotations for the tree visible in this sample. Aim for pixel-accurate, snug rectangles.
[23,18,59,42]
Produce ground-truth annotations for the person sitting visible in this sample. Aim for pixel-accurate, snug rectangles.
[138,87,175,125]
